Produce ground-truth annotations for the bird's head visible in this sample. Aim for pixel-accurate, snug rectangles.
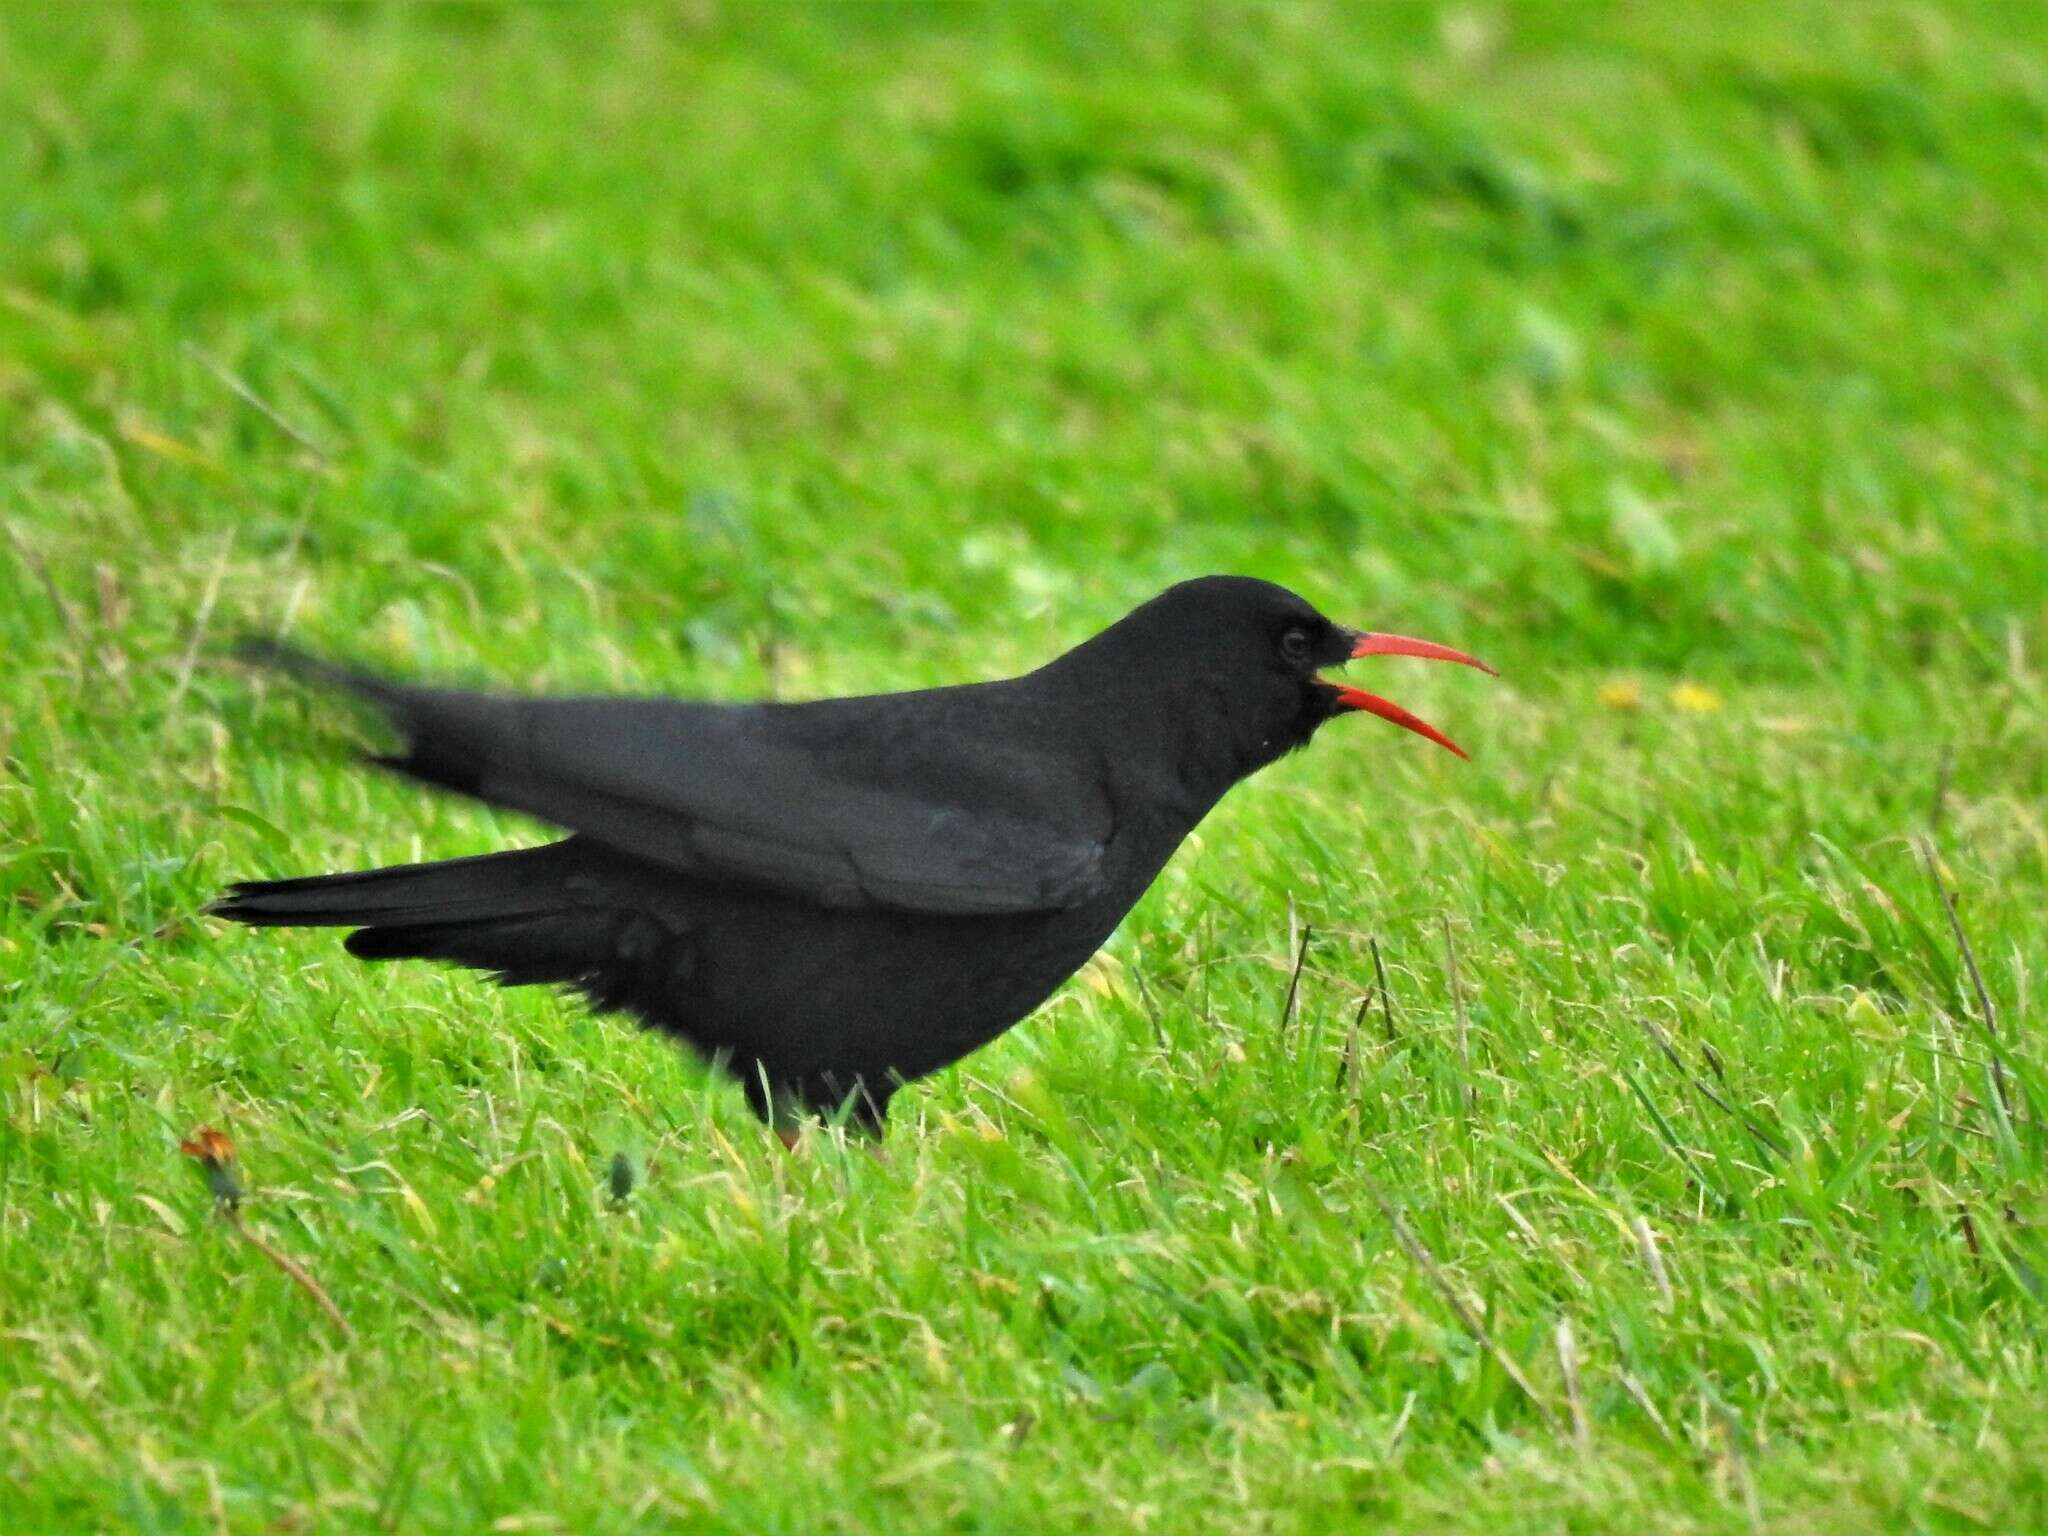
[1088,576,1496,777]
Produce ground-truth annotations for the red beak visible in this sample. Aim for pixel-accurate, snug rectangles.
[1328,631,1496,761]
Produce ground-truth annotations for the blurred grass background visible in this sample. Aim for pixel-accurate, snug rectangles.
[2,4,2045,1532]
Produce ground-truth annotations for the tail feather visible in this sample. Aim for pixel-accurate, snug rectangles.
[211,841,683,1008]
[209,843,578,929]
[342,910,652,997]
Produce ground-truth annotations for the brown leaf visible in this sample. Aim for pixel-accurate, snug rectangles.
[180,1125,242,1206]
[179,1126,235,1167]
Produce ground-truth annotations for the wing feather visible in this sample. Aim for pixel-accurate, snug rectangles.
[247,643,1108,916]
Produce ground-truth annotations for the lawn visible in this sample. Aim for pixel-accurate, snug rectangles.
[3,3,2045,1531]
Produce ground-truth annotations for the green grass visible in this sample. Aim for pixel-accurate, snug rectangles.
[3,3,2046,1530]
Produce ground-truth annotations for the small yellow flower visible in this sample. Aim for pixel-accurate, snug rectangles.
[1669,682,1724,714]
[1598,678,1642,711]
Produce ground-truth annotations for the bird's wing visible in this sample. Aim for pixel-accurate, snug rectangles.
[246,643,1110,916]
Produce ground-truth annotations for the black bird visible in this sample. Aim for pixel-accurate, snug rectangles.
[212,577,1493,1136]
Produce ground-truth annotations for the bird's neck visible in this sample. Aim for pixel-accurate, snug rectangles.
[1032,647,1281,824]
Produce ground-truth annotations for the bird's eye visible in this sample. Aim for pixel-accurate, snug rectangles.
[1279,627,1312,663]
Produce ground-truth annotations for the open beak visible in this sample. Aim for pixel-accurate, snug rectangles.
[1326,630,1497,761]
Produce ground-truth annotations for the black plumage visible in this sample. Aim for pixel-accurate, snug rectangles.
[212,576,1490,1133]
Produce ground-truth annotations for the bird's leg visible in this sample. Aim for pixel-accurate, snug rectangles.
[769,1096,817,1154]
[749,1066,814,1152]
[850,1076,894,1161]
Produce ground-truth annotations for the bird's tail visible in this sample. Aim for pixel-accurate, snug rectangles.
[208,841,673,998]
[209,844,575,931]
